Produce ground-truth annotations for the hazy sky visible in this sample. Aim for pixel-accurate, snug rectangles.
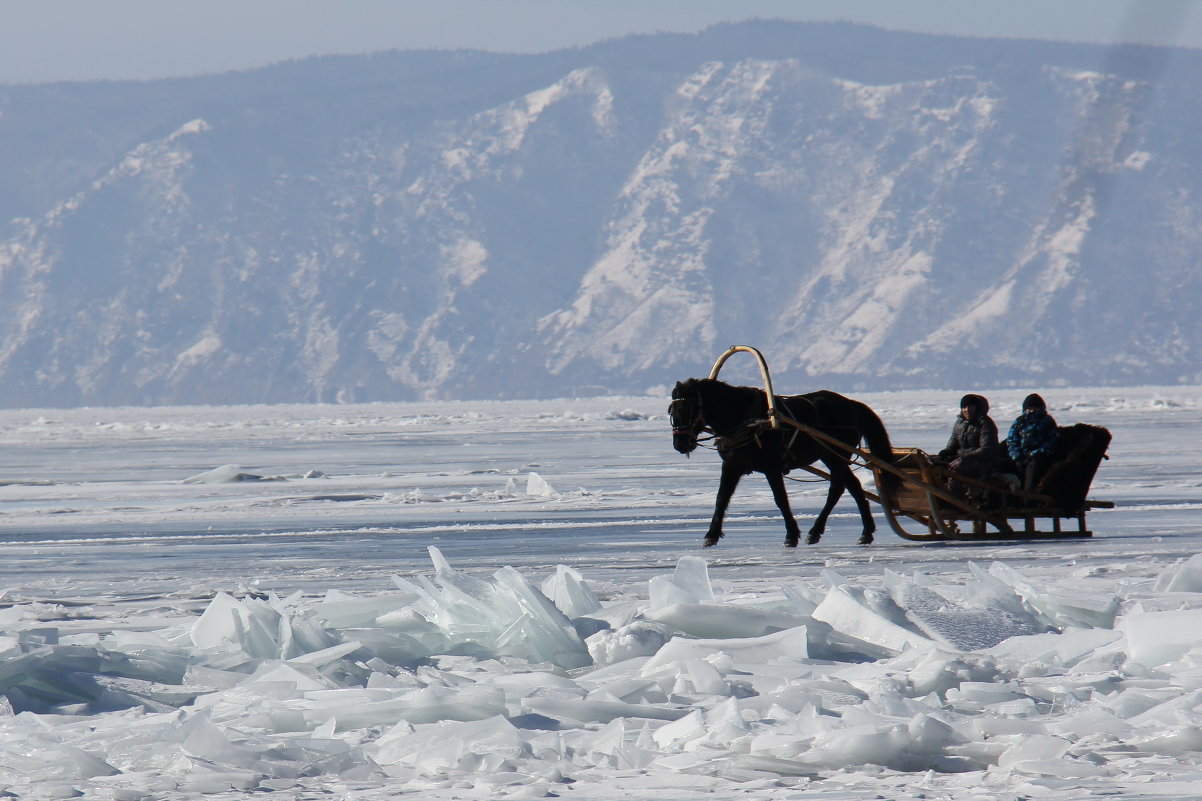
[2,0,1200,84]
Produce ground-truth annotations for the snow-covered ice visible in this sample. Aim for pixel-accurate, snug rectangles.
[1,386,1201,800]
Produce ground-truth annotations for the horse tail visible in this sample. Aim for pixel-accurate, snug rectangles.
[854,400,898,493]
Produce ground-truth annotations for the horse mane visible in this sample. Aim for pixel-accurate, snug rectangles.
[689,378,765,402]
[687,378,769,424]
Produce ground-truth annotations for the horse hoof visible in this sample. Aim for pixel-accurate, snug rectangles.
[805,533,821,545]
[857,534,874,545]
[784,535,799,548]
[703,536,721,548]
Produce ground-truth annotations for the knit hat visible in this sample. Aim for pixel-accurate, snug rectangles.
[1022,393,1046,412]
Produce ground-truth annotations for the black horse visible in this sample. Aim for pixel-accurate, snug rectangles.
[670,378,895,547]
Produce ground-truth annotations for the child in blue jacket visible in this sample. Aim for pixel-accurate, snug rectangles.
[1007,393,1060,491]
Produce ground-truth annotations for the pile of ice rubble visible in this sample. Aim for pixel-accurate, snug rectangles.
[5,550,1202,798]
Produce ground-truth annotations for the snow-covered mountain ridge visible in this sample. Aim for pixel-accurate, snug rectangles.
[1,22,1199,407]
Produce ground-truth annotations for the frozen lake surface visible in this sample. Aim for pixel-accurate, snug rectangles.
[1,385,1201,800]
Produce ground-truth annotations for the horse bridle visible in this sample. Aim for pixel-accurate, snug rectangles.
[669,395,710,445]
[669,397,699,433]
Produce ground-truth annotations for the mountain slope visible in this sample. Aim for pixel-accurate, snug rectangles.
[1,22,1199,406]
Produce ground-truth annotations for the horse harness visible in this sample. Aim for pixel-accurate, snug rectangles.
[675,391,857,468]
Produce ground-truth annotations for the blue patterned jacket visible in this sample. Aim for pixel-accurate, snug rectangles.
[1006,411,1059,463]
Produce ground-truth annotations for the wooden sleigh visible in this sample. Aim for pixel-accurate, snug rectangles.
[862,435,1113,541]
[708,346,1114,542]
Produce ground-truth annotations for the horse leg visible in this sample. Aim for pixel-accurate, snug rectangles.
[842,469,877,545]
[825,460,876,545]
[764,470,803,547]
[704,461,743,547]
[806,465,847,545]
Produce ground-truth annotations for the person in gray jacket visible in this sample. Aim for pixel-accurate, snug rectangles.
[936,394,1003,497]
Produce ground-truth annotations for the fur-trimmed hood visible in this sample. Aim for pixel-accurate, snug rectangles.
[960,393,990,416]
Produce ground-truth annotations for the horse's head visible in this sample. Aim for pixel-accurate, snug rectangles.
[669,379,704,454]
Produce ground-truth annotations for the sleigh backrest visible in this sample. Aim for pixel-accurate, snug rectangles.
[1035,423,1112,511]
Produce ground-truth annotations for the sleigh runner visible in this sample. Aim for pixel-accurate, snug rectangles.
[698,346,1113,543]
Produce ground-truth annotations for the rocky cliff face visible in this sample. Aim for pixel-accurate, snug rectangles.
[1,23,1199,407]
